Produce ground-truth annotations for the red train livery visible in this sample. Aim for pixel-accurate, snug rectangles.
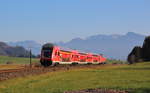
[40,43,106,66]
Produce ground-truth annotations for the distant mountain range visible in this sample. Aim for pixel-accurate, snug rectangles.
[0,42,31,57]
[56,32,145,60]
[7,32,146,60]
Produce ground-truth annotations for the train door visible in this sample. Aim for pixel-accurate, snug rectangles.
[52,47,61,63]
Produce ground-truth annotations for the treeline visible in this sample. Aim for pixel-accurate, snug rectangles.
[128,36,150,64]
[0,42,35,57]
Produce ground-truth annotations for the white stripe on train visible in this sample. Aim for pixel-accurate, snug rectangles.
[52,61,104,65]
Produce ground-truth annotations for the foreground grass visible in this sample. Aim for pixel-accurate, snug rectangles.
[0,56,39,64]
[0,62,150,93]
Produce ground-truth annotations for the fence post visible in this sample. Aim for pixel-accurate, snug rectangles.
[30,49,32,68]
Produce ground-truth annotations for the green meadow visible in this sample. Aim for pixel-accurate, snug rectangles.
[0,62,150,93]
[0,56,39,64]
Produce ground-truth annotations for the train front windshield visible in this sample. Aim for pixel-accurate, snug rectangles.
[42,49,53,58]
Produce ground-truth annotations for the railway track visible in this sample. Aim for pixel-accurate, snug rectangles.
[0,68,25,74]
[0,64,107,81]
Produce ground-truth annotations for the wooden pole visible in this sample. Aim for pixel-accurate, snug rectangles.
[30,49,32,68]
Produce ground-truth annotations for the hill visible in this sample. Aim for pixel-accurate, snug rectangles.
[8,40,41,55]
[0,42,31,57]
[128,36,150,63]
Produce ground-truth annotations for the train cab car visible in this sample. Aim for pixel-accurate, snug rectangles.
[40,43,54,66]
[51,46,61,63]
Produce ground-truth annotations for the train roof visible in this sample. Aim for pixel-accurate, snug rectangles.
[42,43,54,49]
[60,50,72,53]
[79,53,87,55]
[93,54,99,57]
[42,43,104,56]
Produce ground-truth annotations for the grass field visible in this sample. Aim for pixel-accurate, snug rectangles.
[0,56,39,64]
[106,59,127,64]
[0,56,39,70]
[0,62,150,93]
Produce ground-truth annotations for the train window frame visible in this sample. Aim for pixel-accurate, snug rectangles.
[58,52,60,56]
[55,51,57,56]
[43,50,52,58]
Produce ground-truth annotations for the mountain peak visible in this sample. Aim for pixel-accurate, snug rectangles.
[57,32,145,60]
[126,32,141,36]
[70,38,83,42]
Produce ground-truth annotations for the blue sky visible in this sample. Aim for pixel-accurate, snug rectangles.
[0,0,150,43]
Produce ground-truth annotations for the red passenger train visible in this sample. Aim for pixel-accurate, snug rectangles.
[40,43,106,66]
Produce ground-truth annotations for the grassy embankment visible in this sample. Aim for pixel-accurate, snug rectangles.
[0,56,39,64]
[107,59,127,64]
[0,62,150,93]
[0,56,39,70]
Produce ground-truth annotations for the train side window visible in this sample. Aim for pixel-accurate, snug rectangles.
[55,51,57,56]
[58,52,60,56]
